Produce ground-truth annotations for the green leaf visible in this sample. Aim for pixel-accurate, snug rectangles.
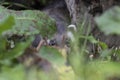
[100,49,111,59]
[95,6,120,35]
[98,41,108,50]
[0,16,15,34]
[0,6,56,37]
[0,37,6,51]
[87,36,98,44]
[39,46,65,66]
[0,65,25,80]
[0,38,32,60]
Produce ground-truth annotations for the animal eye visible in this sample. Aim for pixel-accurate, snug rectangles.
[49,39,56,46]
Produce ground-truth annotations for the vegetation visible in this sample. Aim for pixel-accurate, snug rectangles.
[0,1,120,80]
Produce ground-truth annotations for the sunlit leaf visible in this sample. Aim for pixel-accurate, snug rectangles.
[98,41,108,50]
[0,16,15,34]
[0,65,25,80]
[0,37,6,52]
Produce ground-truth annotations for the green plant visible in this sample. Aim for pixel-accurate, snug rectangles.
[67,6,120,80]
[0,5,73,80]
[1,4,120,80]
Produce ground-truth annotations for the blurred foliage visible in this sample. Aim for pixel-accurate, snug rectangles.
[0,5,56,38]
[39,46,64,65]
[0,5,74,80]
[95,6,120,35]
[0,5,57,62]
[0,3,120,80]
[0,15,32,62]
[67,6,120,80]
[0,16,15,34]
[0,64,58,80]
